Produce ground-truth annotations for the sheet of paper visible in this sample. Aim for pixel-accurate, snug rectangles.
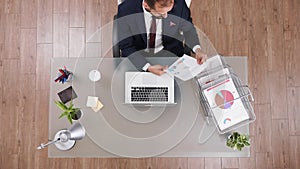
[92,100,104,112]
[203,78,249,131]
[86,96,104,112]
[166,54,207,81]
[86,96,98,107]
[196,54,224,77]
[197,68,231,86]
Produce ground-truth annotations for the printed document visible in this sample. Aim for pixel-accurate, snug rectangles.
[203,77,249,131]
[166,54,207,81]
[166,54,224,81]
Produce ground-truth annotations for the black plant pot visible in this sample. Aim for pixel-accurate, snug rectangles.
[72,109,83,121]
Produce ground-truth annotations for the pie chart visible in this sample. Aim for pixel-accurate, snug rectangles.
[215,90,234,109]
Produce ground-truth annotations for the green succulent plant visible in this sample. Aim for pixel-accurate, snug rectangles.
[54,100,80,124]
[226,132,250,151]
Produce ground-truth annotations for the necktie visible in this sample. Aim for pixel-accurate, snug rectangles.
[149,16,156,53]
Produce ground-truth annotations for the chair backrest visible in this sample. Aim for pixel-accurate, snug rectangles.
[112,0,126,57]
[112,15,120,57]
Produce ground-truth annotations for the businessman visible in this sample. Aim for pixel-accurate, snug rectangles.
[117,0,207,75]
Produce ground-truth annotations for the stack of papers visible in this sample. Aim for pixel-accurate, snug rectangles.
[203,78,249,130]
[86,96,103,112]
[193,54,255,133]
[197,68,231,88]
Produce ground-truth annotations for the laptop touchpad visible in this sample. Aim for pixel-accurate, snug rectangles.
[142,75,157,85]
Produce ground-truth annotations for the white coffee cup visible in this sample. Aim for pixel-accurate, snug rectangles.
[89,70,101,82]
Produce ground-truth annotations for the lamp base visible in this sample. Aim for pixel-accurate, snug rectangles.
[54,129,76,151]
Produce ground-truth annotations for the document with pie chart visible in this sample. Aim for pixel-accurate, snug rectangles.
[203,77,249,131]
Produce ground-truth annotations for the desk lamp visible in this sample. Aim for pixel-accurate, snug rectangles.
[37,122,85,150]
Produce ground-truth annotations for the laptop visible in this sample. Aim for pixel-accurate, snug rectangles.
[125,72,176,105]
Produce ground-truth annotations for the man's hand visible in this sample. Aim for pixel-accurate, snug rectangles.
[147,65,168,76]
[192,48,207,64]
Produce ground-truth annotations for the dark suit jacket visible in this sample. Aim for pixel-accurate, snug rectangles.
[117,0,200,70]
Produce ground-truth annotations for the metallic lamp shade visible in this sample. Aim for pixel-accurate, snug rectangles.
[68,122,86,140]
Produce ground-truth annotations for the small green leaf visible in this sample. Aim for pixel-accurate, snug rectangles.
[67,115,73,124]
[58,111,68,118]
[55,101,68,111]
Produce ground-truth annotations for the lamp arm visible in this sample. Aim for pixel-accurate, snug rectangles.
[37,138,60,150]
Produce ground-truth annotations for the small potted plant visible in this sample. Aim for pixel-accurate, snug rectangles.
[226,132,250,151]
[54,100,82,124]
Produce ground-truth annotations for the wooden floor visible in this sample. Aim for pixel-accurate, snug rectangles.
[0,0,299,168]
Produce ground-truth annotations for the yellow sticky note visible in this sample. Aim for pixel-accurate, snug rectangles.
[92,100,103,112]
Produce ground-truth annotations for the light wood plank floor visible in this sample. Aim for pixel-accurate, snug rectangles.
[0,0,299,168]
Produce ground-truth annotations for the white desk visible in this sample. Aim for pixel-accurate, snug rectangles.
[49,57,249,157]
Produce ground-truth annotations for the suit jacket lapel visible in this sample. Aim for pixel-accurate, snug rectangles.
[135,1,147,43]
[162,17,170,44]
[135,14,147,43]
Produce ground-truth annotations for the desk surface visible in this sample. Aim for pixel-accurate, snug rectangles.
[49,57,249,157]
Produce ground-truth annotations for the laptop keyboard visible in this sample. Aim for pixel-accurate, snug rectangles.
[131,87,168,102]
